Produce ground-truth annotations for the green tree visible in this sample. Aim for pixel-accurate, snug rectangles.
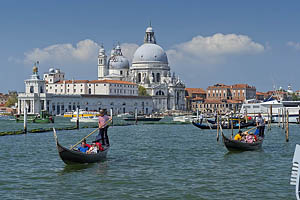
[291,93,300,101]
[138,85,149,96]
[5,94,17,107]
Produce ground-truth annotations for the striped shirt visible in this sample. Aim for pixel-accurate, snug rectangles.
[98,115,110,128]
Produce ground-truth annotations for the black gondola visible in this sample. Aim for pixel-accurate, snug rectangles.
[192,121,255,129]
[53,128,109,164]
[221,132,264,151]
[123,116,163,121]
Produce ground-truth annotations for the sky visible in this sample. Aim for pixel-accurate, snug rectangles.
[1,0,300,93]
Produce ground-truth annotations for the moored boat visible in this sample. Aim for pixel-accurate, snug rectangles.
[192,121,255,129]
[290,144,300,200]
[15,110,54,123]
[64,109,100,118]
[53,128,109,164]
[221,132,263,151]
[173,115,197,123]
[70,116,98,123]
[123,115,163,121]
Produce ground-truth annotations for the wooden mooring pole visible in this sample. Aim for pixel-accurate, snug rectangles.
[267,113,270,131]
[110,108,113,125]
[278,108,280,127]
[286,110,289,142]
[231,113,234,138]
[135,108,138,125]
[76,107,79,129]
[238,117,241,132]
[282,108,285,130]
[23,105,27,134]
[269,105,272,130]
[217,112,219,141]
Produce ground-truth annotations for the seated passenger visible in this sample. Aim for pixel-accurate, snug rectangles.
[78,142,89,153]
[87,143,98,154]
[95,141,104,152]
[246,134,254,143]
[83,139,91,149]
[234,130,243,141]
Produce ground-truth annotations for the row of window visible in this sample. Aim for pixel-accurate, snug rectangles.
[47,83,135,88]
[109,89,136,95]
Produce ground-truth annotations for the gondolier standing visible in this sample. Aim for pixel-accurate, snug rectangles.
[256,113,265,137]
[96,109,111,146]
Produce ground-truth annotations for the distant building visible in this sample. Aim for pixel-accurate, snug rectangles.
[196,83,256,113]
[0,93,9,106]
[17,66,153,115]
[97,25,186,112]
[256,92,269,101]
[185,88,206,111]
[44,68,138,96]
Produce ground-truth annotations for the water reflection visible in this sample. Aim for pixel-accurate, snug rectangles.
[60,163,95,174]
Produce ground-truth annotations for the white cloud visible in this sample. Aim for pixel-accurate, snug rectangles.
[167,33,265,64]
[120,43,139,61]
[287,41,300,50]
[22,40,139,66]
[24,39,101,64]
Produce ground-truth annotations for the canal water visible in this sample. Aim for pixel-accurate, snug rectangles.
[0,117,298,199]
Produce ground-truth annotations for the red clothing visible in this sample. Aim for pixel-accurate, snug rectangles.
[85,144,91,149]
[95,142,104,151]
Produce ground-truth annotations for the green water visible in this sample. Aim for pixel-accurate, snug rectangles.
[0,118,298,199]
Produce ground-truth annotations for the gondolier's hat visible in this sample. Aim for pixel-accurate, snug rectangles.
[99,109,105,115]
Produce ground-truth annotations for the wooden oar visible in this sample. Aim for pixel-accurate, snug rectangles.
[242,126,257,134]
[70,118,112,150]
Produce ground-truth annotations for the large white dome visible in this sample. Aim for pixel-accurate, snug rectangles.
[132,43,168,64]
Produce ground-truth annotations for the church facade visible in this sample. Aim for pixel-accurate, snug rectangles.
[98,25,186,111]
[17,25,185,115]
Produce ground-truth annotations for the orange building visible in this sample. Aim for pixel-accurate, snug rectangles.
[185,88,206,111]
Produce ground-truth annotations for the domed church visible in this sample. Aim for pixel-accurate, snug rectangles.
[98,25,186,111]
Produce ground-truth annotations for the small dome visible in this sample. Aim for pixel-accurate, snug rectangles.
[109,56,129,69]
[146,26,153,33]
[49,68,55,73]
[132,43,168,64]
[99,48,105,54]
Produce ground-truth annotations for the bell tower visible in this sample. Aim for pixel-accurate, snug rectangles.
[98,45,107,80]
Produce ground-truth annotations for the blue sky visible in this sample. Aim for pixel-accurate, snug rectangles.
[1,0,300,93]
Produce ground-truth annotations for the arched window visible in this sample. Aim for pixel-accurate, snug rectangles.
[40,86,43,93]
[138,73,141,83]
[156,73,160,82]
[155,90,165,96]
[30,86,34,93]
[88,88,92,94]
[152,73,155,82]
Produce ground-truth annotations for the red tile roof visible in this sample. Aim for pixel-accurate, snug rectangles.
[185,88,206,94]
[231,84,255,89]
[192,97,205,101]
[204,99,223,104]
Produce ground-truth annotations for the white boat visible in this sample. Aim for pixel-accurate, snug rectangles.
[290,144,300,200]
[64,109,100,118]
[240,100,300,123]
[173,115,197,123]
[70,116,98,123]
[116,113,131,118]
